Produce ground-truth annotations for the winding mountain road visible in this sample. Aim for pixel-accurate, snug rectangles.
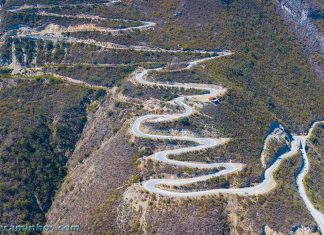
[131,58,324,231]
[296,122,324,232]
[132,60,295,197]
[7,0,120,13]
[4,1,324,231]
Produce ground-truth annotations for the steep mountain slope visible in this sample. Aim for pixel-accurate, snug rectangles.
[274,0,324,80]
[0,75,102,226]
[0,0,323,234]
[305,123,324,213]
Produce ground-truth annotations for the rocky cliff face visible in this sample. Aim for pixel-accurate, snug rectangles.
[274,0,323,80]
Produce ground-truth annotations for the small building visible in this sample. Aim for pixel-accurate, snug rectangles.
[208,96,221,105]
[213,98,220,105]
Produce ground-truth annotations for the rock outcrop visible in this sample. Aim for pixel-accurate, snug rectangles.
[262,225,320,235]
[261,124,290,168]
[0,0,5,8]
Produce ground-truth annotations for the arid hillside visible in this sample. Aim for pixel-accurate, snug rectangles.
[0,0,323,234]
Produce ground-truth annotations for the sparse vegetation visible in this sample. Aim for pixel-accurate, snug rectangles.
[305,123,324,212]
[0,0,322,234]
[0,76,97,225]
[235,154,316,233]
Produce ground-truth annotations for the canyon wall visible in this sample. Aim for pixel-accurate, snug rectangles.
[274,0,323,80]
